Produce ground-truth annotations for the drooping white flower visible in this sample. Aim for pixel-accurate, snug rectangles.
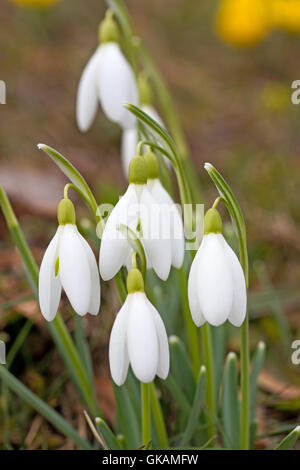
[121,104,169,177]
[39,198,100,321]
[100,155,175,281]
[109,268,169,385]
[188,208,247,327]
[76,11,138,132]
[146,149,184,269]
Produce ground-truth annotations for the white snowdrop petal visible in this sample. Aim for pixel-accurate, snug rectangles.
[140,186,171,281]
[196,234,234,326]
[222,239,247,327]
[97,43,138,128]
[146,298,169,379]
[187,244,206,327]
[148,179,184,269]
[127,293,158,383]
[76,47,101,132]
[38,227,62,322]
[77,231,101,315]
[99,185,139,280]
[109,299,130,386]
[59,225,91,316]
[121,128,138,178]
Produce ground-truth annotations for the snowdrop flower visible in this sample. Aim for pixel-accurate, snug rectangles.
[100,154,174,281]
[145,148,184,270]
[39,197,101,321]
[76,10,138,132]
[109,268,169,385]
[188,207,247,327]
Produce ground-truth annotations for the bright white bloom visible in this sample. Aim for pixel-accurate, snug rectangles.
[39,199,100,321]
[109,269,169,385]
[147,177,184,270]
[188,209,246,327]
[121,104,169,177]
[76,24,138,132]
[99,181,172,281]
[100,154,183,281]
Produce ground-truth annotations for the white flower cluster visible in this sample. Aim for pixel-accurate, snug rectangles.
[38,10,247,387]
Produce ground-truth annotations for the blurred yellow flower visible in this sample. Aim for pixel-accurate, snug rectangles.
[215,0,270,47]
[10,0,60,8]
[271,0,300,34]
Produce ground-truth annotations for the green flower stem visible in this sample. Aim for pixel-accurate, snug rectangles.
[141,382,151,449]
[0,186,100,418]
[177,265,200,378]
[204,163,250,450]
[201,323,216,440]
[150,383,168,449]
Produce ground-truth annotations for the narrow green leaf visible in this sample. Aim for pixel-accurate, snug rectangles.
[0,366,92,450]
[250,341,266,423]
[74,315,98,413]
[113,381,141,449]
[6,319,34,368]
[169,335,196,404]
[275,426,300,450]
[164,374,191,417]
[74,316,93,382]
[38,144,98,217]
[95,417,122,450]
[211,324,227,405]
[222,352,240,449]
[125,104,178,160]
[180,365,207,446]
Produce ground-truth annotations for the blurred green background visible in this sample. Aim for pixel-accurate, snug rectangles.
[0,0,299,449]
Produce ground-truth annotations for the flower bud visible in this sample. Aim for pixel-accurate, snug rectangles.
[127,268,144,294]
[204,208,222,234]
[128,156,148,185]
[98,10,119,44]
[57,198,76,225]
[145,148,159,180]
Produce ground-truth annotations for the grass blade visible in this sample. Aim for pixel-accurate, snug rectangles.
[169,335,196,404]
[180,365,207,446]
[113,382,141,449]
[0,366,92,450]
[275,426,300,450]
[37,144,98,217]
[250,341,266,423]
[221,352,240,449]
[95,417,122,450]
